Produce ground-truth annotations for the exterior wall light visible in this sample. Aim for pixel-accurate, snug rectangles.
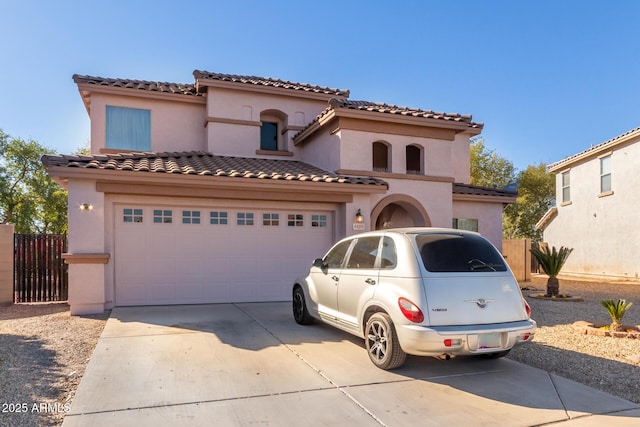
[80,203,93,211]
[355,209,364,224]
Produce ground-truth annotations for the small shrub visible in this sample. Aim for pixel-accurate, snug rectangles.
[600,299,633,332]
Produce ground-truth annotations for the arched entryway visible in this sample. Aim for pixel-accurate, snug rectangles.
[371,195,431,230]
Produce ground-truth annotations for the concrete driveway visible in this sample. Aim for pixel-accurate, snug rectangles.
[63,303,640,426]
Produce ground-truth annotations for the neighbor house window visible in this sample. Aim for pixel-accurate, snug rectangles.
[372,141,390,172]
[210,211,228,225]
[106,106,151,151]
[311,214,327,227]
[288,214,303,227]
[260,121,278,151]
[406,145,422,174]
[153,209,172,224]
[263,213,280,226]
[123,208,143,223]
[452,218,478,232]
[561,171,571,203]
[600,155,612,193]
[237,212,254,226]
[182,210,201,224]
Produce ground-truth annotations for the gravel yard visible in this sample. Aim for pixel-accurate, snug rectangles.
[1,277,639,426]
[509,277,640,404]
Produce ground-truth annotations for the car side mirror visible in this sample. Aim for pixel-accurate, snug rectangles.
[313,258,327,269]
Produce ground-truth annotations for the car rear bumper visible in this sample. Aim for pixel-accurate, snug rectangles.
[396,319,537,357]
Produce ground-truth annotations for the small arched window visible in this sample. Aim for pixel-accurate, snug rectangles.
[406,145,422,174]
[372,141,390,172]
[259,110,287,152]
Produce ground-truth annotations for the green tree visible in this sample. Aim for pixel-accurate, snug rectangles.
[0,129,67,233]
[503,163,555,241]
[469,138,517,188]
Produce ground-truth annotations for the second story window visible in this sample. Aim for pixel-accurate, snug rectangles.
[561,171,570,203]
[372,141,390,172]
[106,106,151,151]
[260,121,278,151]
[406,145,422,174]
[600,155,612,193]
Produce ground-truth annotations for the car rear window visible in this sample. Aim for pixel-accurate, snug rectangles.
[416,233,507,272]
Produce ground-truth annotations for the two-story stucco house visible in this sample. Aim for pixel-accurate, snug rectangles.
[43,71,516,314]
[537,126,640,280]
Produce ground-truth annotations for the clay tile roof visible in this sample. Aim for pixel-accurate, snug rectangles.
[72,74,201,97]
[453,183,517,199]
[328,99,483,128]
[41,151,387,187]
[193,70,350,97]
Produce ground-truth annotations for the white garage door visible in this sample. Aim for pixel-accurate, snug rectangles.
[114,203,334,306]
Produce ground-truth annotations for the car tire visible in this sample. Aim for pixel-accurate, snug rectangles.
[365,312,406,370]
[292,286,314,325]
[481,349,511,359]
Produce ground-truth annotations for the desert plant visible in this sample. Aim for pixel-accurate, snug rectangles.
[529,245,573,296]
[600,299,633,332]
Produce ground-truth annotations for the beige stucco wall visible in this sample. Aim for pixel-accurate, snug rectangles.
[89,93,207,154]
[452,133,472,183]
[336,128,456,179]
[0,224,14,305]
[66,179,108,314]
[452,200,505,250]
[205,88,329,157]
[544,139,640,279]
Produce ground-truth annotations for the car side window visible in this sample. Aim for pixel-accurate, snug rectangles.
[346,237,380,269]
[324,240,352,269]
[380,237,397,269]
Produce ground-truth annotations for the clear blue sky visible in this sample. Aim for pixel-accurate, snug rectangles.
[2,0,640,170]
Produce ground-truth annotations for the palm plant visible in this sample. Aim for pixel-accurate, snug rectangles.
[529,245,573,296]
[600,299,633,332]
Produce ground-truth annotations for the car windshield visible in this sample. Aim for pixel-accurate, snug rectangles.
[416,233,507,273]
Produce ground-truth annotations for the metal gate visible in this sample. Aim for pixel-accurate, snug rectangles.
[14,234,68,302]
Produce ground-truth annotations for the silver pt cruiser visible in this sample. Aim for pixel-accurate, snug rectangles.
[292,228,536,370]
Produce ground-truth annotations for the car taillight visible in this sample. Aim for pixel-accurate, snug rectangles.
[523,299,531,318]
[398,297,424,323]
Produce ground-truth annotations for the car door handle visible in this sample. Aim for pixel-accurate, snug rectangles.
[365,278,376,285]
[332,275,339,282]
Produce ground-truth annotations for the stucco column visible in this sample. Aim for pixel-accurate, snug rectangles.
[0,224,15,306]
[65,180,108,315]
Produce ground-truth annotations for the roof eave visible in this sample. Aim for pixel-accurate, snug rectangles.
[194,78,349,102]
[43,165,388,195]
[452,193,517,204]
[548,127,640,172]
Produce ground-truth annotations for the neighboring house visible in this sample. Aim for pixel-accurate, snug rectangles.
[43,71,516,314]
[537,126,640,280]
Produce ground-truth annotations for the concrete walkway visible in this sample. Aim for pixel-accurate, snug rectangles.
[63,303,640,426]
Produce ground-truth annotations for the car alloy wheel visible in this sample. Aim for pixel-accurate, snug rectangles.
[292,286,313,325]
[365,312,406,370]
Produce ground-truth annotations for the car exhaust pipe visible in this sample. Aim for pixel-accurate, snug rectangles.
[434,353,453,361]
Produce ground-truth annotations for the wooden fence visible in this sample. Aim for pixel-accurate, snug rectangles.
[14,234,68,302]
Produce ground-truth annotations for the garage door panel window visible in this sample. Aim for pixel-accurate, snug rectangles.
[311,214,327,227]
[263,213,280,226]
[183,210,201,224]
[237,212,254,226]
[288,214,303,227]
[210,211,228,225]
[153,209,173,224]
[123,208,143,223]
